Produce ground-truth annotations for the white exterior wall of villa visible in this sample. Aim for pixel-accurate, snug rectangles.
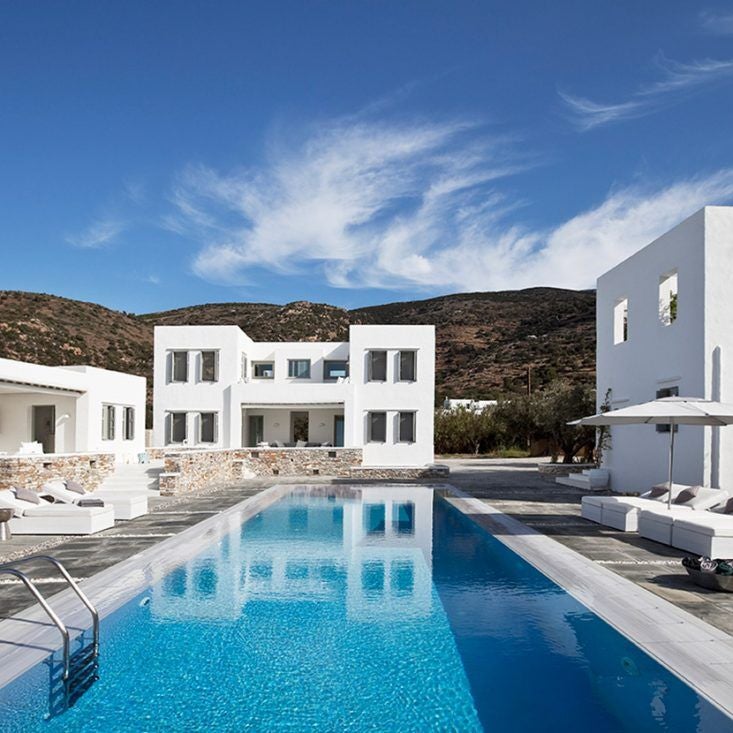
[597,207,733,493]
[153,324,435,467]
[0,358,146,461]
[349,325,435,467]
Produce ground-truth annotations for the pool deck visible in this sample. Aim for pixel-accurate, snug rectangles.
[1,460,733,717]
[1,459,733,634]
[442,457,733,639]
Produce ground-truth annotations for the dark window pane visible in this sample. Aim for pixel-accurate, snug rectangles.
[288,359,311,378]
[369,412,386,442]
[201,351,217,381]
[171,413,187,443]
[124,407,135,441]
[399,351,416,381]
[200,412,216,443]
[361,560,385,595]
[398,412,415,443]
[369,351,387,381]
[324,360,349,380]
[173,351,188,382]
[253,363,274,378]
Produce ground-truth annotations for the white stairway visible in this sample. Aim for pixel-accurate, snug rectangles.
[555,468,609,491]
[98,461,164,494]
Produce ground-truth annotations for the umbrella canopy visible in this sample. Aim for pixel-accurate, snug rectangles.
[571,397,733,427]
[571,397,733,508]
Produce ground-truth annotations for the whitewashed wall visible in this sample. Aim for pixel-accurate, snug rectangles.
[596,207,733,492]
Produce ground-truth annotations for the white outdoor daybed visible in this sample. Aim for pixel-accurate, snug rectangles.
[40,479,148,521]
[671,512,733,558]
[637,488,729,545]
[0,489,115,535]
[581,483,690,530]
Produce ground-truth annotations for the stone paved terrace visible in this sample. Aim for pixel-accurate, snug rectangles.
[443,457,733,637]
[1,458,732,638]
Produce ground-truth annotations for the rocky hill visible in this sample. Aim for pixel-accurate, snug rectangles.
[0,287,595,405]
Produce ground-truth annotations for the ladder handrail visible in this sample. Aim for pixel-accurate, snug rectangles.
[0,568,70,681]
[0,556,99,656]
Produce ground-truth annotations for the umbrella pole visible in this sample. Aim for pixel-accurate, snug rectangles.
[667,419,676,510]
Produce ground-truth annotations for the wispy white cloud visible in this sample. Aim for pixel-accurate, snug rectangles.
[65,218,125,249]
[146,274,161,285]
[165,115,733,294]
[560,53,733,130]
[700,10,733,35]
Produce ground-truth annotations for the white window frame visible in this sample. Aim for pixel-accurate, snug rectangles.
[287,359,312,379]
[171,351,189,383]
[398,351,417,382]
[368,351,387,382]
[199,412,218,444]
[659,271,678,327]
[397,411,416,443]
[101,404,116,441]
[367,411,387,443]
[123,406,135,441]
[241,353,248,381]
[200,350,219,383]
[324,360,349,381]
[169,412,187,444]
[613,298,629,345]
[252,362,275,379]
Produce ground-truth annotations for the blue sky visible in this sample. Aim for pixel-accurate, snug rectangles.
[2,1,733,314]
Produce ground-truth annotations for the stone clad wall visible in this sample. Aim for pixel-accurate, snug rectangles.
[159,448,364,496]
[0,453,116,491]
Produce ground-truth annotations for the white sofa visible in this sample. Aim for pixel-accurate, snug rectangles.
[637,489,729,545]
[581,483,689,531]
[0,489,115,535]
[671,513,733,557]
[40,480,148,521]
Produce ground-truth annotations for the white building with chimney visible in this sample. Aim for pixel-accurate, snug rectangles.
[596,206,733,492]
[152,324,435,468]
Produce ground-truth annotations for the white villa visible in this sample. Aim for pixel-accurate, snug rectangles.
[0,357,146,461]
[596,206,733,492]
[152,324,435,468]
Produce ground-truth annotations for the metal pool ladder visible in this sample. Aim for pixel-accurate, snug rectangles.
[0,555,99,709]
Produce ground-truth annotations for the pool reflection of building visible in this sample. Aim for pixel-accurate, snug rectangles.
[150,486,434,622]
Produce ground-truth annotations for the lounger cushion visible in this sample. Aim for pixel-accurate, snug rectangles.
[714,498,733,515]
[673,486,700,504]
[674,516,733,538]
[15,487,40,504]
[65,480,86,495]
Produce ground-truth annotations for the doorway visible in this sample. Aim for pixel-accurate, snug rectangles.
[290,411,309,443]
[32,405,56,454]
[333,415,345,447]
[247,415,264,447]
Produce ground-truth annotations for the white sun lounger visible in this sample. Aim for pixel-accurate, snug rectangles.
[0,489,115,535]
[671,510,733,557]
[637,489,729,545]
[40,480,148,521]
[581,483,690,531]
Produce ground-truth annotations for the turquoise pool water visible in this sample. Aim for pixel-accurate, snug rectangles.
[1,486,731,732]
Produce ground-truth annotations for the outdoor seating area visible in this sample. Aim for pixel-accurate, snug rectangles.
[582,484,733,556]
[0,475,150,536]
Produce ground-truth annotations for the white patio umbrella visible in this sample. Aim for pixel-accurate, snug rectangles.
[571,397,733,509]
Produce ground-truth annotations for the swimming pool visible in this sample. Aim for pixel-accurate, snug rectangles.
[1,485,731,731]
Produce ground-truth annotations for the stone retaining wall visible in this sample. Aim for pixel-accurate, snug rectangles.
[537,462,598,482]
[347,464,450,480]
[0,453,116,491]
[159,448,364,496]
